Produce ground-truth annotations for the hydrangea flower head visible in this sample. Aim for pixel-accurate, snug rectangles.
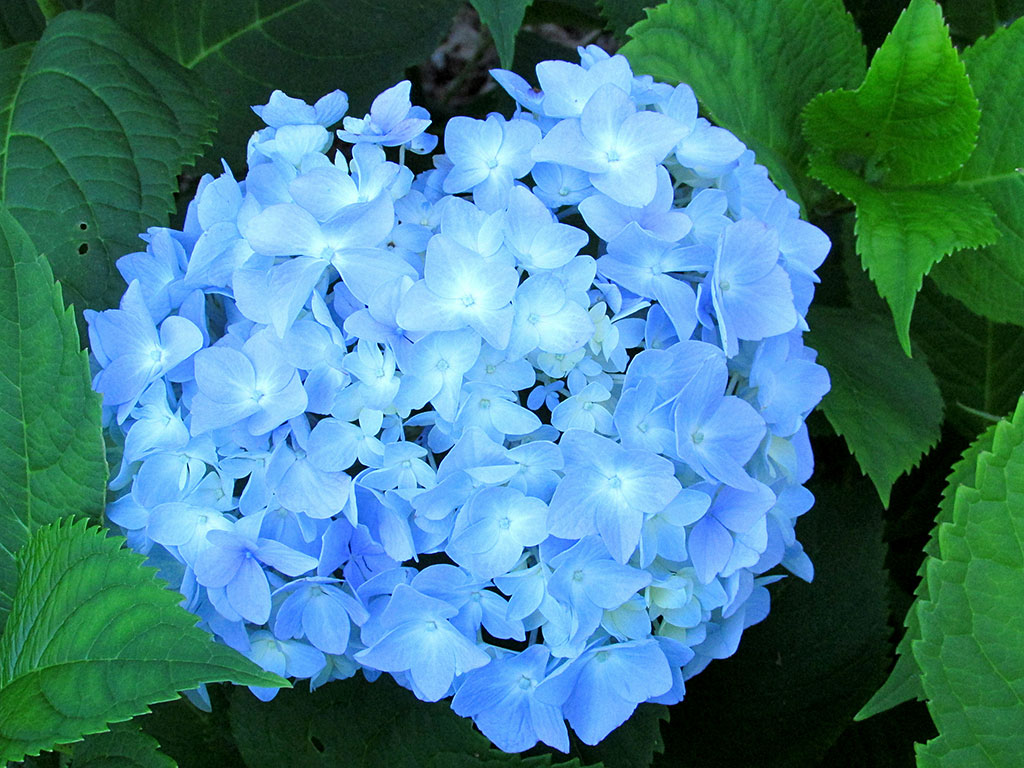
[88,45,830,752]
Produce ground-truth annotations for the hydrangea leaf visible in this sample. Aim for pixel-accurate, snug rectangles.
[857,417,998,721]
[840,240,1024,439]
[802,0,980,186]
[0,0,43,46]
[138,688,245,768]
[620,0,865,210]
[0,206,105,632]
[573,703,666,768]
[110,0,461,169]
[596,0,649,39]
[70,722,175,768]
[657,477,890,767]
[802,1,1016,353]
[0,10,215,314]
[913,397,1024,765]
[807,306,943,506]
[0,519,288,764]
[928,17,1024,327]
[808,154,999,355]
[229,677,600,767]
[942,0,1024,43]
[910,282,1024,437]
[470,0,534,69]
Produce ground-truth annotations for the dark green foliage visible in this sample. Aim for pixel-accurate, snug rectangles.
[807,306,944,505]
[110,0,462,170]
[228,676,599,768]
[654,477,891,767]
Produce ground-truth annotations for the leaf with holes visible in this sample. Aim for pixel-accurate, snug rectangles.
[620,0,865,210]
[0,518,287,764]
[0,10,214,314]
[0,205,105,632]
[111,0,462,169]
[807,306,944,506]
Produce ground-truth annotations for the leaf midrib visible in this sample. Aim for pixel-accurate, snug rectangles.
[182,0,314,69]
[0,44,33,204]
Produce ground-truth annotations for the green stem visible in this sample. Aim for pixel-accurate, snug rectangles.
[35,0,64,21]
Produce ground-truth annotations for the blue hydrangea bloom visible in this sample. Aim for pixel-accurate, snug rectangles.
[88,47,831,753]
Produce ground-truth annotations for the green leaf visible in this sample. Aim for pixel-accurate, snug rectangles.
[111,0,462,170]
[70,721,175,768]
[229,676,599,768]
[470,0,533,69]
[802,0,980,186]
[576,703,665,768]
[0,205,105,632]
[910,281,1024,436]
[620,0,865,210]
[0,10,214,314]
[857,417,999,721]
[596,0,649,39]
[942,0,1024,43]
[0,0,44,47]
[139,688,246,768]
[928,17,1024,326]
[655,476,891,767]
[801,0,1001,353]
[0,518,287,764]
[808,154,999,354]
[913,397,1024,765]
[807,306,944,506]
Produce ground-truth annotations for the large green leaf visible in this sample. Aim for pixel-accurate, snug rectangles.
[471,0,534,69]
[620,0,865,210]
[654,476,891,767]
[913,397,1024,765]
[111,0,462,169]
[0,10,214,314]
[802,0,999,354]
[857,417,999,721]
[0,205,105,631]
[807,154,998,355]
[929,17,1024,327]
[807,306,944,506]
[802,0,979,186]
[911,281,1024,435]
[0,518,287,764]
[229,677,598,768]
[71,722,175,768]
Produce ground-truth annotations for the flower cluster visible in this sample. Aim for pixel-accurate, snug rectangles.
[87,46,831,752]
